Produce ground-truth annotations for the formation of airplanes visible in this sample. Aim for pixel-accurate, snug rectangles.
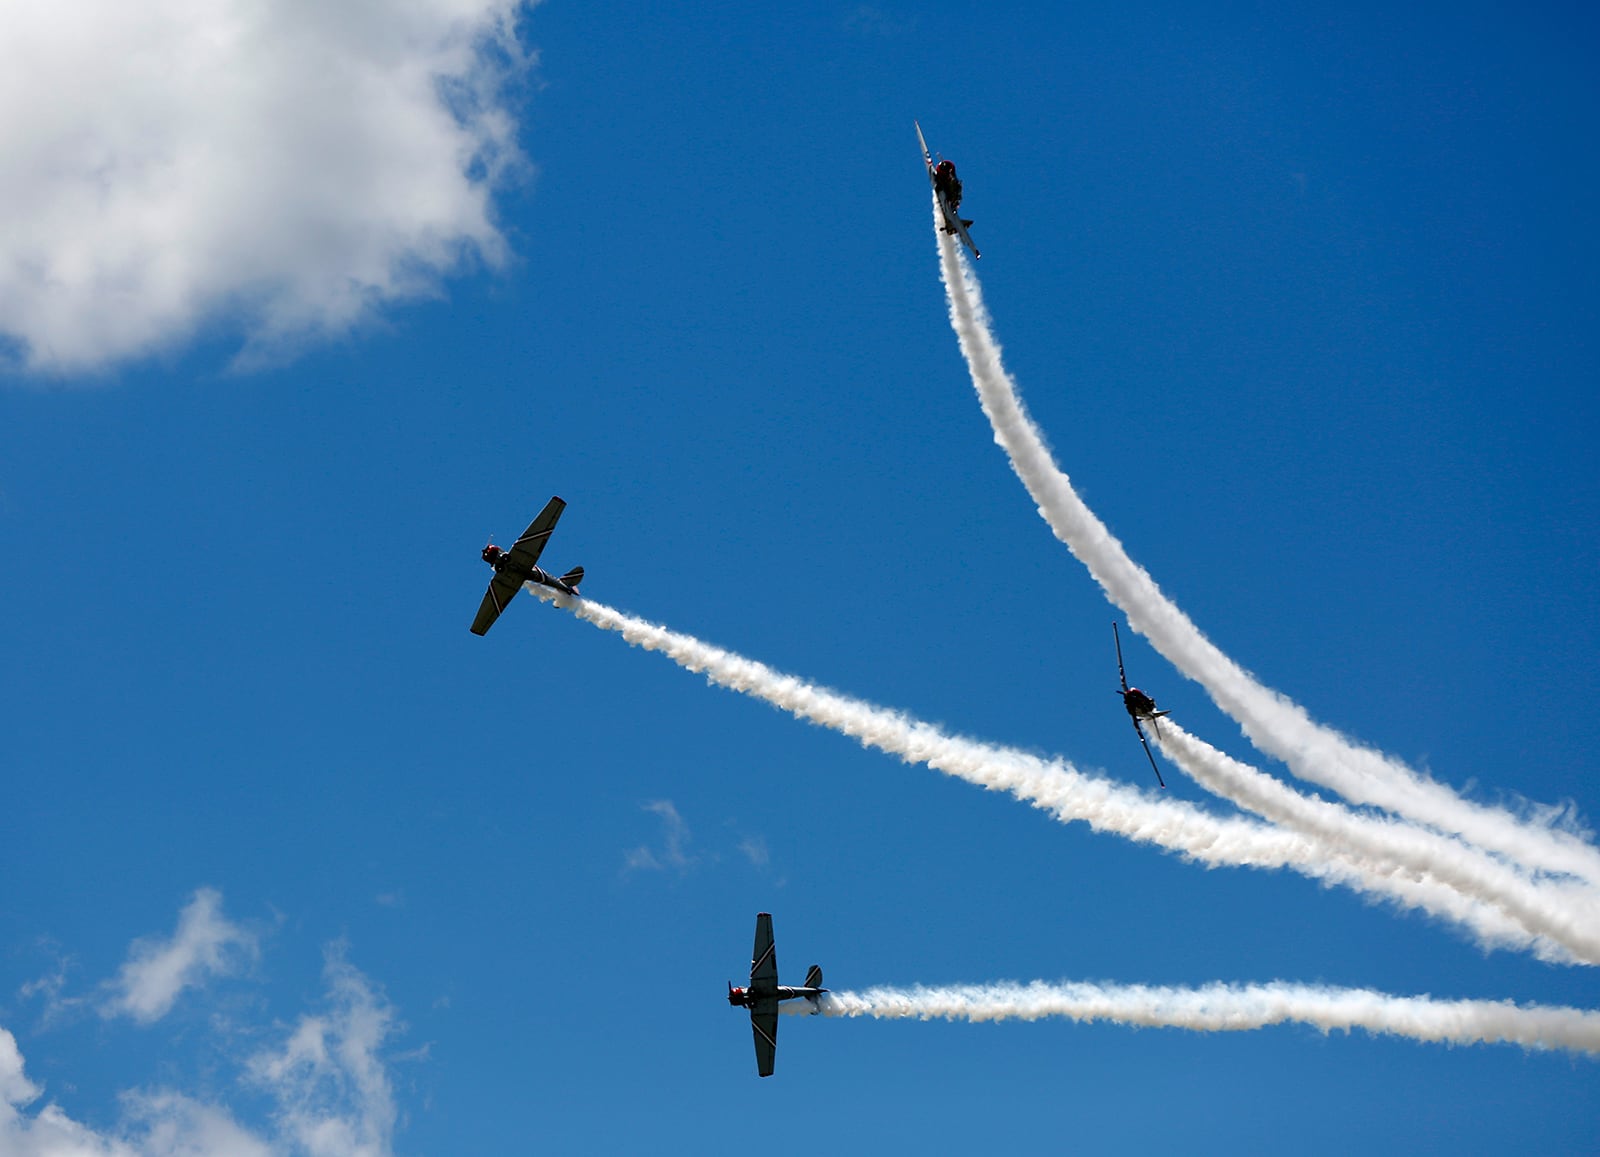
[473,127,1179,1075]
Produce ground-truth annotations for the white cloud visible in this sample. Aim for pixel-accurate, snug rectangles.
[14,948,77,1027]
[0,0,533,375]
[0,1028,276,1156]
[101,888,257,1025]
[737,834,769,869]
[246,946,399,1157]
[1,943,406,1156]
[122,1093,276,1157]
[623,800,697,873]
[0,1029,39,1113]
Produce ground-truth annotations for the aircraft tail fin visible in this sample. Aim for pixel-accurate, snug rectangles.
[804,964,823,990]
[559,566,584,592]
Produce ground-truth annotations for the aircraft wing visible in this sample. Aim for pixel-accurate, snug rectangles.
[750,912,778,991]
[915,120,936,179]
[751,1006,778,1078]
[1132,718,1166,789]
[946,211,980,259]
[470,571,525,636]
[505,496,566,570]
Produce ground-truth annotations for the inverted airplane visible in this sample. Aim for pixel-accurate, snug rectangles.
[470,496,584,636]
[1114,621,1170,788]
[915,120,980,259]
[727,912,825,1077]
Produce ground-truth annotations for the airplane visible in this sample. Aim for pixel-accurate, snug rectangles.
[469,496,584,636]
[915,121,981,259]
[1113,621,1169,788]
[726,912,826,1077]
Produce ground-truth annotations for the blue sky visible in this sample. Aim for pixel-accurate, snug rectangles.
[3,2,1598,1153]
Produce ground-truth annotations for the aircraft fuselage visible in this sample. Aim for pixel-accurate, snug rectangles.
[1123,687,1166,720]
[727,985,826,1008]
[482,544,577,596]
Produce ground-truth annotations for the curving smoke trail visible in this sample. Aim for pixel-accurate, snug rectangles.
[797,979,1600,1055]
[532,587,1585,961]
[1150,721,1600,963]
[930,207,1600,886]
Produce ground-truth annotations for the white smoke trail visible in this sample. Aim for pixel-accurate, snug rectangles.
[533,588,1582,961]
[800,979,1600,1055]
[1151,721,1600,962]
[932,208,1600,885]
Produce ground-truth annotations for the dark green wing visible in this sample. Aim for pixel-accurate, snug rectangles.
[470,571,525,636]
[750,913,777,991]
[506,496,565,569]
[752,1007,778,1077]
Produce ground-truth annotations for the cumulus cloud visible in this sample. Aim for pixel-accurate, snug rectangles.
[101,888,257,1025]
[1,944,405,1156]
[0,1030,38,1113]
[0,0,534,374]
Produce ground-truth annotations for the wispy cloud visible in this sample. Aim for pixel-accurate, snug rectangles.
[2,922,408,1155]
[841,6,918,36]
[0,0,535,375]
[14,942,76,1026]
[246,944,401,1157]
[624,800,698,873]
[737,834,770,869]
[1,1043,275,1155]
[100,887,258,1025]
